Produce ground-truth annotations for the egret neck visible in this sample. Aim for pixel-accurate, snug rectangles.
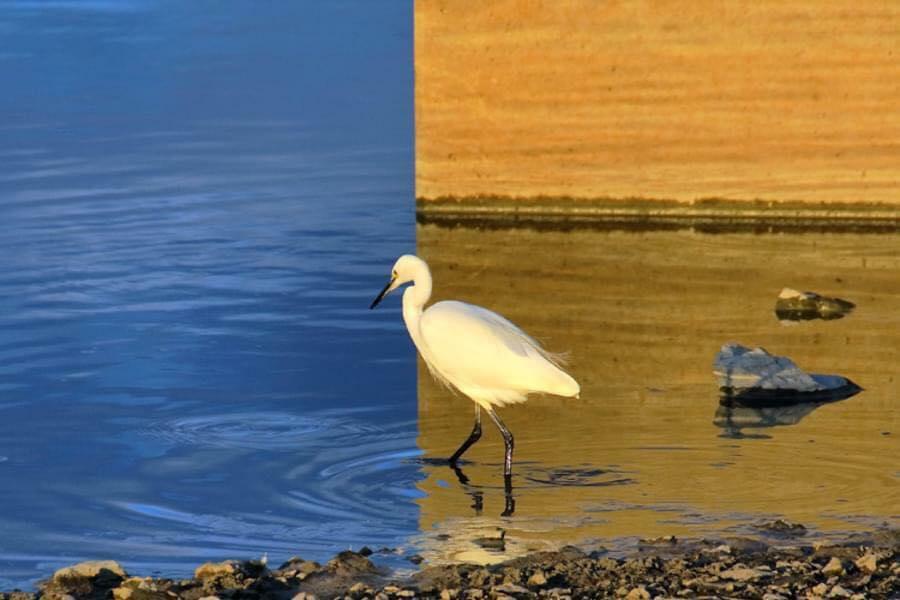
[401,259,433,362]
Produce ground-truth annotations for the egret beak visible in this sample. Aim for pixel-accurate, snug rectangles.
[369,276,396,309]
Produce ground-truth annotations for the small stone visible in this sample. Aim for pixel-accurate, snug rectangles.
[42,560,128,599]
[828,585,851,598]
[327,551,377,577]
[291,593,317,600]
[624,586,650,600]
[854,552,877,573]
[527,570,547,587]
[439,589,457,600]
[811,582,829,596]
[755,519,807,537]
[720,566,770,582]
[53,561,128,580]
[348,582,369,596]
[639,535,677,545]
[494,583,528,595]
[194,561,236,580]
[358,546,373,557]
[821,557,844,577]
[408,554,424,565]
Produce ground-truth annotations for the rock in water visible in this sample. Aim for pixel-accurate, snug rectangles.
[775,288,854,321]
[714,344,861,406]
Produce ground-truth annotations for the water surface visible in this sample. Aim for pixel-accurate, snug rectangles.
[415,223,899,564]
[0,0,898,590]
[0,1,416,588]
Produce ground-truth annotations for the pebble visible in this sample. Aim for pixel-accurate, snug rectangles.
[194,561,236,580]
[624,586,650,600]
[53,560,127,580]
[828,584,852,598]
[348,582,370,596]
[527,570,547,587]
[494,582,529,595]
[719,566,769,581]
[853,552,877,573]
[821,557,844,577]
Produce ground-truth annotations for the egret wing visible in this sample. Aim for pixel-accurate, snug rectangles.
[420,300,569,397]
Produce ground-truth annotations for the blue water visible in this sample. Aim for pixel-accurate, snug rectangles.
[0,1,416,587]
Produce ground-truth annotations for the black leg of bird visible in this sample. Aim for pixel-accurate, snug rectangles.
[449,405,482,465]
[486,409,514,477]
[502,473,515,517]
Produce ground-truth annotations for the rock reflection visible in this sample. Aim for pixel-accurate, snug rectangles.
[714,383,862,439]
[715,401,834,439]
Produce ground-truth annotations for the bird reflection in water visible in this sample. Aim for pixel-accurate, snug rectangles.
[449,461,515,517]
[438,459,633,517]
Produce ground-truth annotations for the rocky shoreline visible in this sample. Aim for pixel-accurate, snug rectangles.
[5,527,897,600]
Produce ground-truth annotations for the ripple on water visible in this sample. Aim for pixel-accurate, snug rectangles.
[143,409,398,451]
[103,409,422,572]
[140,408,423,524]
[522,465,636,488]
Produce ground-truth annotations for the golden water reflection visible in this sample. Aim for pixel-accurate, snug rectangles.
[414,224,899,564]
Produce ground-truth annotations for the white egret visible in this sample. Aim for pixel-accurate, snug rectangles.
[370,254,580,483]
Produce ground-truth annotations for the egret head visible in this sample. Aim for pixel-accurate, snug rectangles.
[369,254,428,309]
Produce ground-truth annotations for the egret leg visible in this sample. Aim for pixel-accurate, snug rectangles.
[486,409,514,477]
[502,474,515,517]
[449,405,482,465]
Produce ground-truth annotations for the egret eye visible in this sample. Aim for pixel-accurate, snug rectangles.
[392,270,397,278]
